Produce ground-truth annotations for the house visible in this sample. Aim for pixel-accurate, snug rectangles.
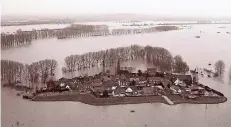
[112,86,126,97]
[119,74,128,86]
[92,82,102,89]
[82,81,92,90]
[189,85,205,95]
[111,75,120,82]
[162,79,172,88]
[125,87,133,94]
[170,85,181,94]
[174,78,185,86]
[93,87,106,97]
[174,75,193,85]
[102,80,118,90]
[102,76,111,82]
[147,77,162,84]
[93,78,103,83]
[129,75,140,82]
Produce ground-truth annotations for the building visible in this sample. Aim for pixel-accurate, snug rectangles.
[147,77,162,84]
[174,75,193,86]
[117,58,121,74]
[170,85,181,94]
[112,86,126,97]
[143,87,158,96]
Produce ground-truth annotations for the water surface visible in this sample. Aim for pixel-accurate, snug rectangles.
[1,24,231,127]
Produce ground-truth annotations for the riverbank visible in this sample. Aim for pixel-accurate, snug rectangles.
[32,93,169,105]
[167,95,227,104]
[32,92,227,106]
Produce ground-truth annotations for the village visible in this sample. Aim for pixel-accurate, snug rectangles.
[29,59,226,105]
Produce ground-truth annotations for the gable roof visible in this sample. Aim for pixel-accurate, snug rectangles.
[126,87,133,92]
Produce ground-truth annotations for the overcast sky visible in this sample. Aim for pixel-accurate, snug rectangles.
[2,0,231,17]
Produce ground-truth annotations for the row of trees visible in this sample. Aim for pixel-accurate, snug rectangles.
[56,24,110,39]
[1,59,58,88]
[1,25,179,49]
[63,45,189,74]
[1,29,60,48]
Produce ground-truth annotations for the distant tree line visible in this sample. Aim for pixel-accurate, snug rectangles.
[1,29,60,48]
[63,45,189,74]
[1,59,57,89]
[1,25,179,49]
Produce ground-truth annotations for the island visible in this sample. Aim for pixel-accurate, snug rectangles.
[30,67,227,105]
[1,44,227,106]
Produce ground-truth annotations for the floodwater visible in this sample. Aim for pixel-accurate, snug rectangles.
[1,23,231,127]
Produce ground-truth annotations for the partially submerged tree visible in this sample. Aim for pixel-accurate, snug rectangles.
[214,60,225,76]
[1,60,25,85]
[172,55,189,74]
[138,69,142,76]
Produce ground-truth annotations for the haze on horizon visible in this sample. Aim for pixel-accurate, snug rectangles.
[2,0,231,18]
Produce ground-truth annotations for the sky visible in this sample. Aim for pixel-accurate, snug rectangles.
[1,0,231,17]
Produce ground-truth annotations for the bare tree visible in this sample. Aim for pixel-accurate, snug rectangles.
[1,60,25,85]
[28,62,40,89]
[214,60,225,76]
[173,55,189,74]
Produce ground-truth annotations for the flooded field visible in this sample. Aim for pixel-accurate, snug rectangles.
[1,23,231,127]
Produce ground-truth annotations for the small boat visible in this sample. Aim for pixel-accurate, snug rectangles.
[226,32,230,34]
[217,32,220,33]
[130,110,135,113]
[195,36,200,38]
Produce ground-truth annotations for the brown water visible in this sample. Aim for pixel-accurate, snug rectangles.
[1,24,231,127]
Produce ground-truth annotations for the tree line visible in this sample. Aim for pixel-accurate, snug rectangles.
[1,59,57,89]
[1,29,60,48]
[1,45,190,89]
[1,25,179,49]
[63,45,189,74]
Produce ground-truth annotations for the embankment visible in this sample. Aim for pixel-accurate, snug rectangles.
[32,93,169,105]
[167,95,227,104]
[32,92,227,106]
